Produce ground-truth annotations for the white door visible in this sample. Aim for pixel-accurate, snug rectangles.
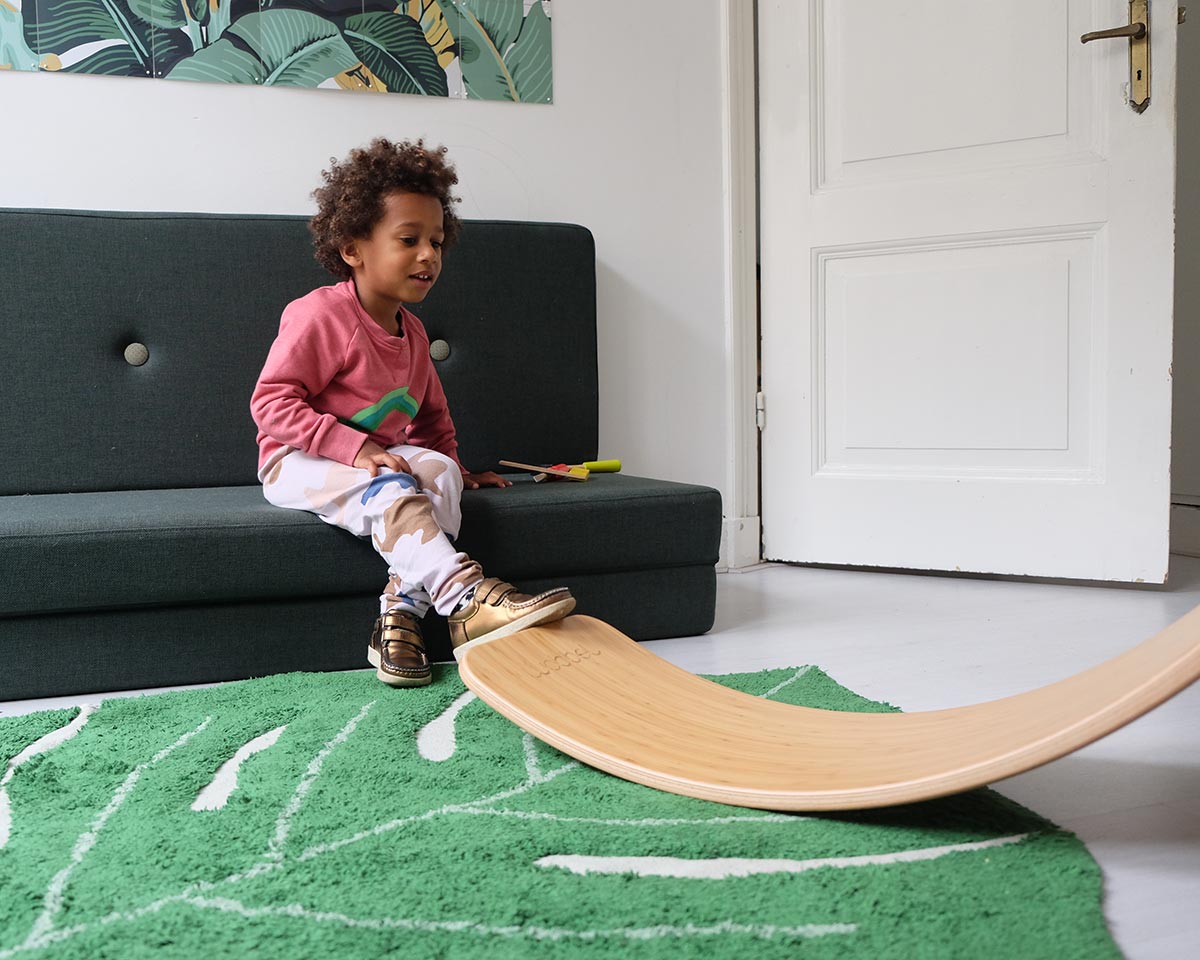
[758,0,1179,582]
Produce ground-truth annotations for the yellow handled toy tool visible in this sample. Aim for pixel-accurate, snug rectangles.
[580,460,622,473]
[499,459,623,482]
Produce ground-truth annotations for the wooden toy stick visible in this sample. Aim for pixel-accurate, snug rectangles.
[456,611,1200,811]
[499,460,589,481]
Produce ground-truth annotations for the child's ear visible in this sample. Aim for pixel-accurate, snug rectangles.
[340,241,362,270]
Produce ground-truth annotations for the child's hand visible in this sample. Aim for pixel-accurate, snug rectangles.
[354,441,412,477]
[464,470,512,490]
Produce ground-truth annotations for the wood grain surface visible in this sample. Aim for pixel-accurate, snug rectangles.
[455,612,1200,810]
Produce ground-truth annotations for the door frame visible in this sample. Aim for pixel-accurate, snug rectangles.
[719,0,762,569]
[743,0,1180,580]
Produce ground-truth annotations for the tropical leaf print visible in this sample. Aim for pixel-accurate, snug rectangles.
[127,0,207,31]
[343,10,448,96]
[450,0,552,102]
[24,0,155,74]
[166,36,263,84]
[505,0,551,102]
[406,0,457,69]
[449,0,515,101]
[332,62,385,93]
[231,9,358,87]
[258,0,389,17]
[0,1,39,72]
[11,0,551,99]
[207,0,233,41]
[465,0,522,56]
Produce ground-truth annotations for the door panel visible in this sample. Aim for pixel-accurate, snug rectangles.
[816,1,1103,187]
[819,230,1097,473]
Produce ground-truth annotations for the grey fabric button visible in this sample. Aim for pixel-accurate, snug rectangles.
[430,339,450,361]
[124,342,149,366]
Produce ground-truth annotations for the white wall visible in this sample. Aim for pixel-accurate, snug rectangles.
[0,4,736,511]
[1173,21,1200,502]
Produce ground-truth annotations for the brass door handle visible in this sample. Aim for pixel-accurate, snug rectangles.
[1080,1,1150,113]
[1080,23,1146,43]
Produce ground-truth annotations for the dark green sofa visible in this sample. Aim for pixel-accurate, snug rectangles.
[0,209,721,701]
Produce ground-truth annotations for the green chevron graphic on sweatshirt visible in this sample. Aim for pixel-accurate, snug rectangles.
[350,387,420,431]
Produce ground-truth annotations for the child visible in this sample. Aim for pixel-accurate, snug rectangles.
[250,138,575,688]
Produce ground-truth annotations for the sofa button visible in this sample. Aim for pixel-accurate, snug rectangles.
[430,339,450,361]
[124,342,150,366]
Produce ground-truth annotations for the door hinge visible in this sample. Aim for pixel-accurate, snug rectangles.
[755,391,766,430]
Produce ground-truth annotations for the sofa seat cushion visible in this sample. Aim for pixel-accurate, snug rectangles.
[457,474,721,578]
[0,475,720,618]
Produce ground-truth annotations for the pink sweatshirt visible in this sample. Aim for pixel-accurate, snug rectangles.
[251,280,464,474]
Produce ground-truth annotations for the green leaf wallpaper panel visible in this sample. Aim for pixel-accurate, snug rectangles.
[343,10,447,97]
[1,1,40,72]
[1,0,553,103]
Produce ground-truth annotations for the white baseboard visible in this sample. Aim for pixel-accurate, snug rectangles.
[718,507,1200,570]
[718,516,761,571]
[1171,503,1200,558]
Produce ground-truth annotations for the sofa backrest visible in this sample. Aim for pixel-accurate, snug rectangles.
[0,209,597,495]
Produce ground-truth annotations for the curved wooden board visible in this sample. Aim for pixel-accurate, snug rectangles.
[455,611,1200,811]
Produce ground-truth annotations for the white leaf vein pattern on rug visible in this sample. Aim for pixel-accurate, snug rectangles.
[15,716,211,955]
[535,834,1033,879]
[0,704,97,849]
[0,667,1117,958]
[416,690,477,762]
[191,725,289,812]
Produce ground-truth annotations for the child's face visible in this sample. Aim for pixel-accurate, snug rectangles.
[342,191,445,305]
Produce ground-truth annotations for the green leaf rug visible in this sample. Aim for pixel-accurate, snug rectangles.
[0,665,1119,959]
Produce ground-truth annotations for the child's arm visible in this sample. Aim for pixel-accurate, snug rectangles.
[250,307,367,467]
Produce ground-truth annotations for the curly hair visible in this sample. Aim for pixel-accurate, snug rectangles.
[309,137,462,280]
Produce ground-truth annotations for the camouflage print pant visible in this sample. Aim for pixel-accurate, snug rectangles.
[259,444,482,618]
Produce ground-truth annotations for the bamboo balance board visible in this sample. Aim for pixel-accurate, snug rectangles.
[455,612,1200,811]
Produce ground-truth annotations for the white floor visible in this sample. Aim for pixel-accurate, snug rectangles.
[4,559,1199,958]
